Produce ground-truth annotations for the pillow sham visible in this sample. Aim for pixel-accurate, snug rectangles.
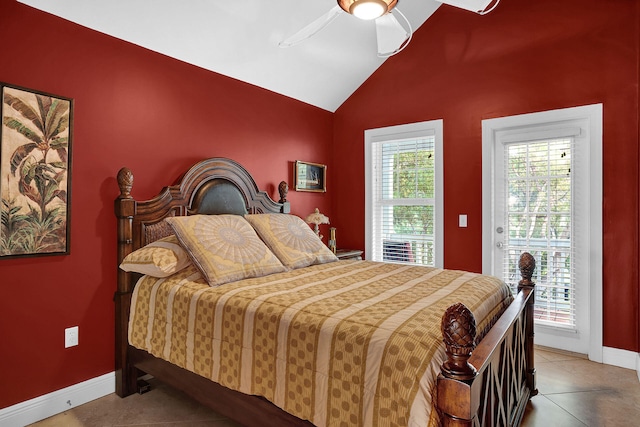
[119,234,191,278]
[245,213,338,269]
[164,214,287,286]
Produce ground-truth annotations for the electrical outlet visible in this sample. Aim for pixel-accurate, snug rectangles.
[65,326,79,348]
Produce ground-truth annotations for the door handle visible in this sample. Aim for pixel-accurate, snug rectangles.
[496,242,504,249]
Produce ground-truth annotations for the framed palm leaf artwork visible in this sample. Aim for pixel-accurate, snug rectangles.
[1,83,73,258]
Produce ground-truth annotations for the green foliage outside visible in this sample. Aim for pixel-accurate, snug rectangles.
[506,140,573,323]
[385,144,435,265]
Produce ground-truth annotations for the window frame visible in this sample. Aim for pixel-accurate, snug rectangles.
[481,104,603,361]
[364,120,444,268]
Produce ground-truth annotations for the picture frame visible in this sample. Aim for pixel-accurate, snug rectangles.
[1,83,73,258]
[294,160,326,192]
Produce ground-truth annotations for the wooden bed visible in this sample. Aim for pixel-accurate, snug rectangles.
[114,157,537,426]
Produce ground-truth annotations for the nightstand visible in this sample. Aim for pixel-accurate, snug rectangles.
[335,249,363,260]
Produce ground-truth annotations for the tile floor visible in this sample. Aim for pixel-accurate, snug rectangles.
[29,347,640,427]
[521,347,640,426]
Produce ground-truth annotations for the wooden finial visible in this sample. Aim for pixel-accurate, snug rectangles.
[117,167,133,199]
[518,252,536,289]
[278,180,288,204]
[441,302,478,381]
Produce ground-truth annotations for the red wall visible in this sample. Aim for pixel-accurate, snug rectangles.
[0,0,333,408]
[1,0,638,412]
[333,0,640,352]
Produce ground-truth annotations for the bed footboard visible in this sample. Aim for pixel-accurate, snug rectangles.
[437,253,537,426]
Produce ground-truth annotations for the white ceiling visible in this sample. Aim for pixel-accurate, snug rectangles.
[18,0,443,112]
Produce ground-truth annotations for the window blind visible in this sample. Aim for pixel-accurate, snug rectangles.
[371,137,436,266]
[502,137,576,329]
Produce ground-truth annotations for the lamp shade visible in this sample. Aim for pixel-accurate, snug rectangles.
[337,0,398,20]
[305,208,330,226]
[305,208,330,239]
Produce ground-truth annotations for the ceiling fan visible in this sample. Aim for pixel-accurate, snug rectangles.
[278,0,501,58]
[279,0,413,58]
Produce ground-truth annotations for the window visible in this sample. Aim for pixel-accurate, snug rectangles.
[365,120,443,267]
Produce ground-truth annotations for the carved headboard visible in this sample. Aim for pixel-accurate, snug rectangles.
[114,157,288,294]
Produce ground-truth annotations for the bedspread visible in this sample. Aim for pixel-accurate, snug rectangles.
[129,260,512,427]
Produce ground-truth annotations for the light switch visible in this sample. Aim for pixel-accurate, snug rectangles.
[459,214,468,228]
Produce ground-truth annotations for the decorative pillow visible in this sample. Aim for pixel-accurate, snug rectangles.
[164,214,287,286]
[245,213,338,269]
[119,234,191,278]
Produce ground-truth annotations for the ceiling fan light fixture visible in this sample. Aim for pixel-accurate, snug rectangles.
[338,0,398,20]
[351,1,386,20]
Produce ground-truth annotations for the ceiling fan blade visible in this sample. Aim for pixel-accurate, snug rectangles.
[375,11,411,57]
[436,0,500,15]
[279,5,342,48]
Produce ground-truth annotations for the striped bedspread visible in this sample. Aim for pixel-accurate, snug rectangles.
[129,260,512,427]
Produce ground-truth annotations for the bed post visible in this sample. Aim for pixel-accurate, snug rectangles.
[437,252,537,426]
[438,303,479,427]
[277,180,291,214]
[441,303,478,382]
[114,167,138,397]
[517,252,538,396]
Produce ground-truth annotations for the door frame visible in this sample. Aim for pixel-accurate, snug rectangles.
[481,104,603,362]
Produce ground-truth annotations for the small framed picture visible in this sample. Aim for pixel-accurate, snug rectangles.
[294,160,326,192]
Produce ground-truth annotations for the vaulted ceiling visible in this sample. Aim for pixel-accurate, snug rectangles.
[18,0,447,112]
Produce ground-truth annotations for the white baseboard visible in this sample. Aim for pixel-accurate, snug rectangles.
[0,372,115,426]
[602,346,640,375]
